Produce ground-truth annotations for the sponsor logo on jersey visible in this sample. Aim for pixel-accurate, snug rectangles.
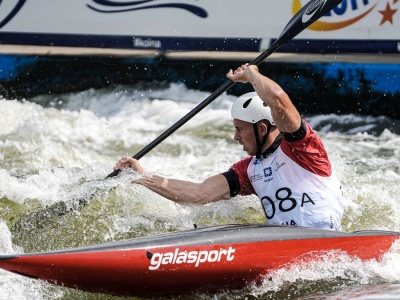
[264,167,273,177]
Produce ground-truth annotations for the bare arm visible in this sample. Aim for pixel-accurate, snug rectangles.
[227,64,301,133]
[114,156,230,204]
[135,174,230,204]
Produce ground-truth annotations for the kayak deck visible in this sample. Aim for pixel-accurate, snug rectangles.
[0,224,399,297]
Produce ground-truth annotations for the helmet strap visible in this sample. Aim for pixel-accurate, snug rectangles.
[253,122,272,159]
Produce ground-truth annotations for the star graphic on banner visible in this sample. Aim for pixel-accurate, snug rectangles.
[378,1,398,25]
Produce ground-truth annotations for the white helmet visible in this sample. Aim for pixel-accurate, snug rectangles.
[231,92,275,125]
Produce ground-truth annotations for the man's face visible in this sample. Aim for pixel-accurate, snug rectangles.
[233,119,257,156]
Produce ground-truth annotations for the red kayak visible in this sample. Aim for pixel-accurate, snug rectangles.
[0,224,399,297]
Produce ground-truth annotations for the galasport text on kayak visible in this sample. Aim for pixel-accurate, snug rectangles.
[147,247,236,270]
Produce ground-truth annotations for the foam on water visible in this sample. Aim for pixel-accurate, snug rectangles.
[0,221,57,300]
[241,240,400,299]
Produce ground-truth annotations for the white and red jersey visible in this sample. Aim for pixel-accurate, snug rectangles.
[230,121,344,230]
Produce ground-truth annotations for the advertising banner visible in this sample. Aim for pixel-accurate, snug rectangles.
[0,0,399,53]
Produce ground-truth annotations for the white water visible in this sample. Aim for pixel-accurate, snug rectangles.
[1,83,400,299]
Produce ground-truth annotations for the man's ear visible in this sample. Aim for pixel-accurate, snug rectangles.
[258,121,269,136]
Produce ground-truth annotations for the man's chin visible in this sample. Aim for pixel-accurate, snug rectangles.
[243,147,254,156]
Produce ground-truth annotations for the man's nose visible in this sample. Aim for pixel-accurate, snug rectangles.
[233,131,239,140]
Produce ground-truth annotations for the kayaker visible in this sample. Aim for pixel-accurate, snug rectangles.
[115,64,344,231]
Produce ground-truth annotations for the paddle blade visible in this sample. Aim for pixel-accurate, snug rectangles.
[273,0,343,49]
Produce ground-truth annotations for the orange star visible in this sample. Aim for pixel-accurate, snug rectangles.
[379,2,397,25]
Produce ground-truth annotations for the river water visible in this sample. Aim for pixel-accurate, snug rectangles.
[1,83,400,299]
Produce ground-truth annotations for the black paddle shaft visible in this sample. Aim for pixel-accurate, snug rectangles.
[106,0,343,179]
